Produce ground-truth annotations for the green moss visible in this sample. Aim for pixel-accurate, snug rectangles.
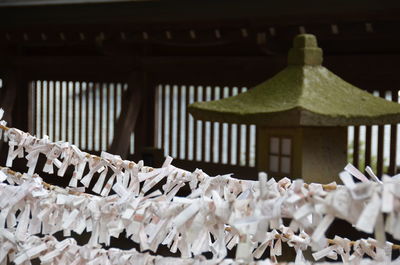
[188,34,400,126]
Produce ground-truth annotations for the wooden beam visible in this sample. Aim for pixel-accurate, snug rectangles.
[0,0,399,28]
[109,71,144,159]
[1,54,400,89]
[2,22,400,56]
[0,0,153,7]
[10,56,135,75]
[0,56,134,82]
[142,54,400,88]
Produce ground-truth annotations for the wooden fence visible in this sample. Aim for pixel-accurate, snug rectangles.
[30,80,136,154]
[14,80,400,178]
[155,85,256,166]
[348,89,399,176]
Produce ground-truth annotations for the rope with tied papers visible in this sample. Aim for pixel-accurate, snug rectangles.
[0,109,399,264]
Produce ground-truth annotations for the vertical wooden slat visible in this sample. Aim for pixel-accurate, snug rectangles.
[36,81,41,137]
[79,82,83,148]
[60,81,64,141]
[46,81,50,138]
[237,87,244,166]
[169,85,174,157]
[235,123,241,166]
[32,81,37,136]
[99,83,104,150]
[377,90,385,176]
[41,81,45,137]
[42,81,48,135]
[177,85,182,159]
[66,82,70,142]
[52,82,56,141]
[130,132,134,155]
[28,81,34,134]
[31,81,36,135]
[218,88,223,164]
[193,86,199,160]
[64,82,68,141]
[246,124,251,167]
[34,81,38,137]
[37,81,41,138]
[201,86,207,162]
[43,80,52,136]
[114,83,118,138]
[185,86,190,159]
[92,83,96,150]
[365,126,372,169]
[85,82,90,150]
[389,90,398,175]
[112,83,116,139]
[210,87,216,163]
[353,126,360,168]
[40,81,44,138]
[377,125,384,176]
[160,85,165,153]
[155,85,161,149]
[46,81,54,140]
[253,125,258,168]
[227,87,233,164]
[106,83,110,149]
[72,82,76,144]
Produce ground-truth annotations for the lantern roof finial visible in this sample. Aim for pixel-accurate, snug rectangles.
[288,34,323,66]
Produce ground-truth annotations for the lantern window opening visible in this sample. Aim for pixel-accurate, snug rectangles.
[268,136,292,175]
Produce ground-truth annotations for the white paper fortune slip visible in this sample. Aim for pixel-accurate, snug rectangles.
[1,114,400,264]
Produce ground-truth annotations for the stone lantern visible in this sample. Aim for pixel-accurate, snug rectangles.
[188,34,400,183]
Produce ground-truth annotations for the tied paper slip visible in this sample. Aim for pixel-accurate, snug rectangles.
[1,119,400,264]
[2,226,394,265]
[0,173,400,263]
[0,165,397,230]
[356,192,381,234]
[0,125,268,199]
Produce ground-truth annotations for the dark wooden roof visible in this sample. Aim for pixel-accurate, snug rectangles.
[0,0,399,56]
[0,0,400,91]
[0,0,138,7]
[0,0,399,27]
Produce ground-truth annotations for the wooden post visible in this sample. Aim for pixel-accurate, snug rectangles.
[353,126,360,168]
[109,71,145,159]
[376,90,385,176]
[0,68,28,160]
[134,74,159,165]
[389,89,398,175]
[0,68,22,128]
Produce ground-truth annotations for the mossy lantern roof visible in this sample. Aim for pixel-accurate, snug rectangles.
[188,34,400,127]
